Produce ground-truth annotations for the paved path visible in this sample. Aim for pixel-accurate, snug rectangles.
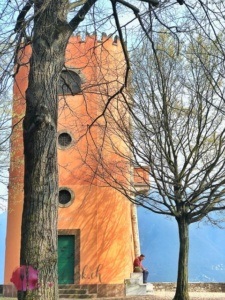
[61,291,225,300]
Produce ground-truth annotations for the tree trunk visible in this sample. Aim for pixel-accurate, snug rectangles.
[19,2,71,300]
[173,216,190,300]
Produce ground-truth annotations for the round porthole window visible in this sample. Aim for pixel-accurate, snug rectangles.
[58,132,72,148]
[59,188,74,207]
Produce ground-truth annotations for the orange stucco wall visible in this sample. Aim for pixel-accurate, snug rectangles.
[4,36,135,286]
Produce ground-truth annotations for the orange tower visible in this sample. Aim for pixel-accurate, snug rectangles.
[4,34,140,297]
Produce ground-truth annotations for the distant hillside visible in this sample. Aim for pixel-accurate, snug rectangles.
[0,212,6,284]
[138,207,225,282]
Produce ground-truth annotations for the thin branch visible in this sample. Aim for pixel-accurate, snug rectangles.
[69,0,87,10]
[69,0,98,31]
[14,0,34,32]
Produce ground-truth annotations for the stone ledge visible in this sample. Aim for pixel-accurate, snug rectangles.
[153,282,225,292]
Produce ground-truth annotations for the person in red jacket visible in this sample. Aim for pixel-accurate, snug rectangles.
[133,254,149,283]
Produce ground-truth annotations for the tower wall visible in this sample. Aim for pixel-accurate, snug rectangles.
[4,45,30,289]
[4,35,135,297]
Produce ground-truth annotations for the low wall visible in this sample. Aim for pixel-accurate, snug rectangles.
[153,282,225,293]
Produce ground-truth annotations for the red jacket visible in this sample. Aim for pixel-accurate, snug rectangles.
[133,256,144,270]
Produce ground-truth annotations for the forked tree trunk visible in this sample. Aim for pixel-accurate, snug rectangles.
[19,2,71,300]
[173,216,190,300]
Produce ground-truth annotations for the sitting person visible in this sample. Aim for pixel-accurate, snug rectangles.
[133,254,149,283]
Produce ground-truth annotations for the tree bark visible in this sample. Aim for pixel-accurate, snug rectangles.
[173,216,190,300]
[19,2,71,300]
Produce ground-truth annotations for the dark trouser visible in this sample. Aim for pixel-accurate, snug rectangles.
[143,270,149,283]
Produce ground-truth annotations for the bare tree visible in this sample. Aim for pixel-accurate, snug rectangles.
[87,32,225,300]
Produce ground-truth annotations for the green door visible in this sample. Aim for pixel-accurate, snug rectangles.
[58,235,75,284]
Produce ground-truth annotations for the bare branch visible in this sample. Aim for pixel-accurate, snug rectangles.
[69,0,87,10]
[14,0,34,32]
[69,0,98,31]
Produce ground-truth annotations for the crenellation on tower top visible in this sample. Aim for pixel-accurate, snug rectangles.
[71,31,120,46]
[112,35,119,45]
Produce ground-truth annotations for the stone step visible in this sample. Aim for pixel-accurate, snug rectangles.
[58,285,96,299]
[59,290,96,299]
[125,278,141,285]
[146,283,154,293]
[59,294,96,299]
[59,289,88,295]
[130,272,143,284]
[125,273,154,296]
[125,283,147,296]
[59,284,83,289]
